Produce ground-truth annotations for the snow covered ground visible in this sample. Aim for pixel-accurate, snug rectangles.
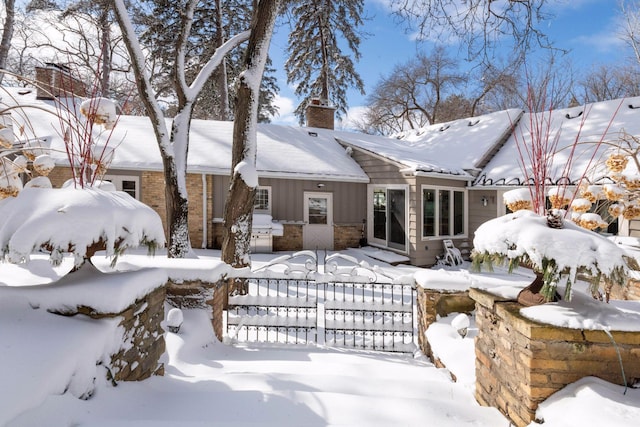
[1,249,639,426]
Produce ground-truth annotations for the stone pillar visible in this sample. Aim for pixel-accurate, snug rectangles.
[61,285,167,382]
[211,279,229,342]
[471,287,640,427]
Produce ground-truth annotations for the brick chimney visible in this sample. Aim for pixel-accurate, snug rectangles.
[306,98,335,130]
[35,63,87,100]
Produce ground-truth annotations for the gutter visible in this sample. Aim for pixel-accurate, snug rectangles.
[202,174,207,249]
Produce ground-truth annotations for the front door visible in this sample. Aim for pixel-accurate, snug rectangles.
[303,192,334,250]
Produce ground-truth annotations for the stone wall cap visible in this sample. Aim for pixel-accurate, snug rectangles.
[1,264,168,315]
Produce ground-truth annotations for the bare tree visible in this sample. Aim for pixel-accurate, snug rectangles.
[60,1,116,97]
[364,47,465,133]
[620,0,640,66]
[575,63,640,103]
[387,0,552,62]
[222,0,280,274]
[518,52,575,112]
[5,3,140,109]
[359,46,523,135]
[477,64,521,111]
[0,0,16,84]
[113,0,250,258]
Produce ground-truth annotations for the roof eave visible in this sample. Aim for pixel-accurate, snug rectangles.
[403,169,474,181]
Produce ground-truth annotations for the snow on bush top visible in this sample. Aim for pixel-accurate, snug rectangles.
[473,210,631,295]
[503,188,531,203]
[79,97,118,129]
[0,186,165,267]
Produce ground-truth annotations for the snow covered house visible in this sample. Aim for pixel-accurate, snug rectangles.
[0,87,369,253]
[1,84,513,266]
[5,78,640,268]
[471,97,640,237]
[332,109,522,266]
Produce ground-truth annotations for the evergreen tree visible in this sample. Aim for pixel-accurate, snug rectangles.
[25,0,59,13]
[285,0,365,125]
[136,0,278,121]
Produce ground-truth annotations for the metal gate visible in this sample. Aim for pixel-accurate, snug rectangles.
[225,251,416,353]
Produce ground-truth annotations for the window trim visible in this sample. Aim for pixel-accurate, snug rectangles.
[421,185,468,240]
[254,186,272,214]
[103,174,140,200]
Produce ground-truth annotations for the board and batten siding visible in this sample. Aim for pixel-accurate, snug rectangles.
[350,150,420,264]
[212,175,366,225]
[468,189,501,243]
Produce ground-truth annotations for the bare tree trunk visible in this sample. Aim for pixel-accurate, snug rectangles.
[0,0,16,85]
[166,106,194,258]
[215,0,231,121]
[98,8,111,96]
[113,0,248,259]
[222,0,280,295]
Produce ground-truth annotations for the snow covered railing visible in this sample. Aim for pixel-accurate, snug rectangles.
[225,250,416,353]
[323,281,415,353]
[226,277,319,345]
[321,253,396,283]
[251,250,318,279]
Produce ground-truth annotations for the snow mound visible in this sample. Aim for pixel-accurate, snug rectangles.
[0,187,165,267]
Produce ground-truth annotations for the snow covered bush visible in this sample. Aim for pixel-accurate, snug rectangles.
[473,93,633,302]
[472,210,633,302]
[0,185,165,268]
[0,74,164,269]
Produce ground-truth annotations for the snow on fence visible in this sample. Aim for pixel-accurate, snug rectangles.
[225,251,416,353]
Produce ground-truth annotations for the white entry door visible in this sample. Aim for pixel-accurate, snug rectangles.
[303,192,334,250]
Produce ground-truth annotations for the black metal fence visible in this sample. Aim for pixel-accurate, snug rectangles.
[324,281,414,353]
[226,278,318,345]
[226,277,415,353]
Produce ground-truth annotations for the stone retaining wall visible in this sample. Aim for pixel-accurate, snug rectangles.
[470,288,640,427]
[416,286,475,361]
[165,279,222,340]
[62,284,166,382]
[608,278,640,301]
[166,280,215,309]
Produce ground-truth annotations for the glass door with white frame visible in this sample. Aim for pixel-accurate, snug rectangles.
[303,192,334,250]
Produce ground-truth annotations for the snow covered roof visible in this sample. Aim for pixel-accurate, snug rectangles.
[474,97,640,187]
[391,109,522,172]
[329,109,520,179]
[0,87,369,183]
[332,130,473,179]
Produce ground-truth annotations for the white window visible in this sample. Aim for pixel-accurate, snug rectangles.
[103,174,140,199]
[254,186,271,214]
[422,186,466,238]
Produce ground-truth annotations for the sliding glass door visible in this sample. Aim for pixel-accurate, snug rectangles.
[369,185,408,252]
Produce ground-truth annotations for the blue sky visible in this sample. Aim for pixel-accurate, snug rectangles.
[268,0,629,127]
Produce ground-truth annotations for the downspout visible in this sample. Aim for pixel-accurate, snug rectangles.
[202,173,207,249]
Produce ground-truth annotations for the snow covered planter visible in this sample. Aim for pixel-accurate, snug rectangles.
[0,186,165,268]
[471,210,633,302]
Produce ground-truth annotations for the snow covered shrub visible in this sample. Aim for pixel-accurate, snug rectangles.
[0,71,164,268]
[472,210,633,302]
[473,90,633,302]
